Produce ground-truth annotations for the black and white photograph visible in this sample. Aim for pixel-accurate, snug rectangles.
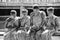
[0,0,60,40]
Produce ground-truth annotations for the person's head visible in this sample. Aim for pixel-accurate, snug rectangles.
[40,11,46,19]
[33,6,39,12]
[10,10,17,18]
[47,7,54,16]
[22,9,28,16]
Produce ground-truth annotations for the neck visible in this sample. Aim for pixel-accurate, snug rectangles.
[23,15,27,17]
[34,12,38,16]
[11,16,16,19]
[49,14,53,16]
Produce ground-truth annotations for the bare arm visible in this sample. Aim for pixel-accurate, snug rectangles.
[4,18,9,28]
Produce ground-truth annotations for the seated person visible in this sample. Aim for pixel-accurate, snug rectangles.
[17,9,30,34]
[5,10,20,31]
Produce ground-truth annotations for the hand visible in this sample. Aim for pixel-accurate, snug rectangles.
[32,25,35,28]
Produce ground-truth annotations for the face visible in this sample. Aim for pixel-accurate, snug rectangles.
[47,10,54,16]
[10,12,16,18]
[22,11,27,16]
[33,9,39,12]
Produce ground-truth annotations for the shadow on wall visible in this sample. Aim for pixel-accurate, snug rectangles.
[27,9,33,16]
[54,9,60,17]
[0,9,20,16]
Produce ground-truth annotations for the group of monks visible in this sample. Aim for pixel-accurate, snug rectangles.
[4,6,60,40]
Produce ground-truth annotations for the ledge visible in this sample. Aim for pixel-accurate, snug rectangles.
[0,2,60,6]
